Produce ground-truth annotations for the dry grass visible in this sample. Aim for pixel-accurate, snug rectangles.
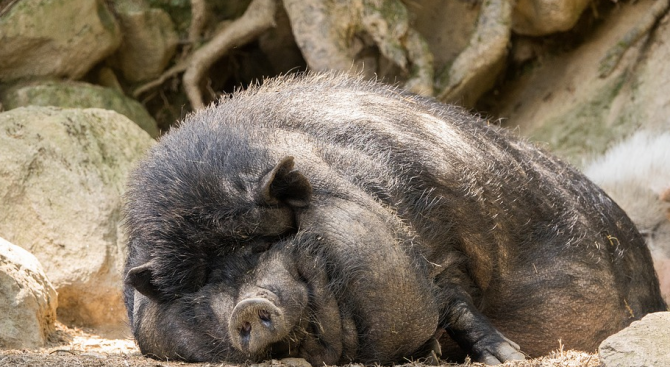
[0,323,600,367]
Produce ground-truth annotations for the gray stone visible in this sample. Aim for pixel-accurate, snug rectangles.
[435,0,511,107]
[404,0,478,74]
[599,312,670,367]
[1,80,159,138]
[113,5,179,82]
[0,0,121,81]
[0,237,58,349]
[513,0,590,36]
[283,0,434,95]
[0,106,155,336]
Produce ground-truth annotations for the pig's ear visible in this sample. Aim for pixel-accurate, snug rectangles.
[259,156,312,207]
[125,261,161,301]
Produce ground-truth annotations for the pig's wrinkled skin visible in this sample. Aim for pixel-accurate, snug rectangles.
[123,73,666,365]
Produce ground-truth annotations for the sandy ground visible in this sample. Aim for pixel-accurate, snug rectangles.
[0,322,601,367]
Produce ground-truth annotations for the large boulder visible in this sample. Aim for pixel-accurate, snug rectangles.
[0,107,154,336]
[599,312,670,367]
[0,237,58,349]
[0,80,159,138]
[0,0,121,81]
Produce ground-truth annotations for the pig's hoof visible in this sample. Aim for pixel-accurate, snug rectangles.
[473,334,525,365]
[423,337,442,365]
[425,350,441,365]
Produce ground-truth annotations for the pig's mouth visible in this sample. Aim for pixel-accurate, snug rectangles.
[267,303,353,365]
[264,316,312,358]
[265,274,357,365]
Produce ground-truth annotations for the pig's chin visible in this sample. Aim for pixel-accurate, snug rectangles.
[266,307,356,366]
[264,279,357,365]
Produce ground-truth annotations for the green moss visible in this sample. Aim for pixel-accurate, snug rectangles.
[96,0,118,33]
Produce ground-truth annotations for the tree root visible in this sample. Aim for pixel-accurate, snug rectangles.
[133,60,189,98]
[403,28,434,96]
[134,0,277,110]
[184,0,277,109]
[435,0,512,107]
[599,0,669,78]
[188,0,207,49]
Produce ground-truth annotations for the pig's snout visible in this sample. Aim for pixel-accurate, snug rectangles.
[229,297,289,355]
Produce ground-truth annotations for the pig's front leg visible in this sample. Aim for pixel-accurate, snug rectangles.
[442,297,525,364]
[434,271,525,365]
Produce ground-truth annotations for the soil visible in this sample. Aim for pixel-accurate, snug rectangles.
[0,322,601,367]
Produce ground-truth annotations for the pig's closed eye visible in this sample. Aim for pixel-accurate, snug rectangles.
[249,229,295,254]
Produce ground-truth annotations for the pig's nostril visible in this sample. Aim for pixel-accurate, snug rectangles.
[258,309,272,323]
[240,321,252,338]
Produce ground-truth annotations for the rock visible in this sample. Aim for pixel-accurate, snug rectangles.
[513,0,591,36]
[0,237,58,349]
[599,312,670,367]
[490,0,667,167]
[405,0,478,76]
[435,0,511,107]
[0,107,154,336]
[584,131,670,305]
[0,80,159,138]
[112,1,178,82]
[258,5,307,75]
[0,0,121,81]
[283,0,434,94]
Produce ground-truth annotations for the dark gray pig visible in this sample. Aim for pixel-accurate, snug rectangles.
[123,73,666,365]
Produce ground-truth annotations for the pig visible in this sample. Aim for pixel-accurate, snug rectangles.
[584,130,670,305]
[123,73,666,365]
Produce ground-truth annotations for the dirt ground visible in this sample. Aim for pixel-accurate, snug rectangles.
[0,322,601,367]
